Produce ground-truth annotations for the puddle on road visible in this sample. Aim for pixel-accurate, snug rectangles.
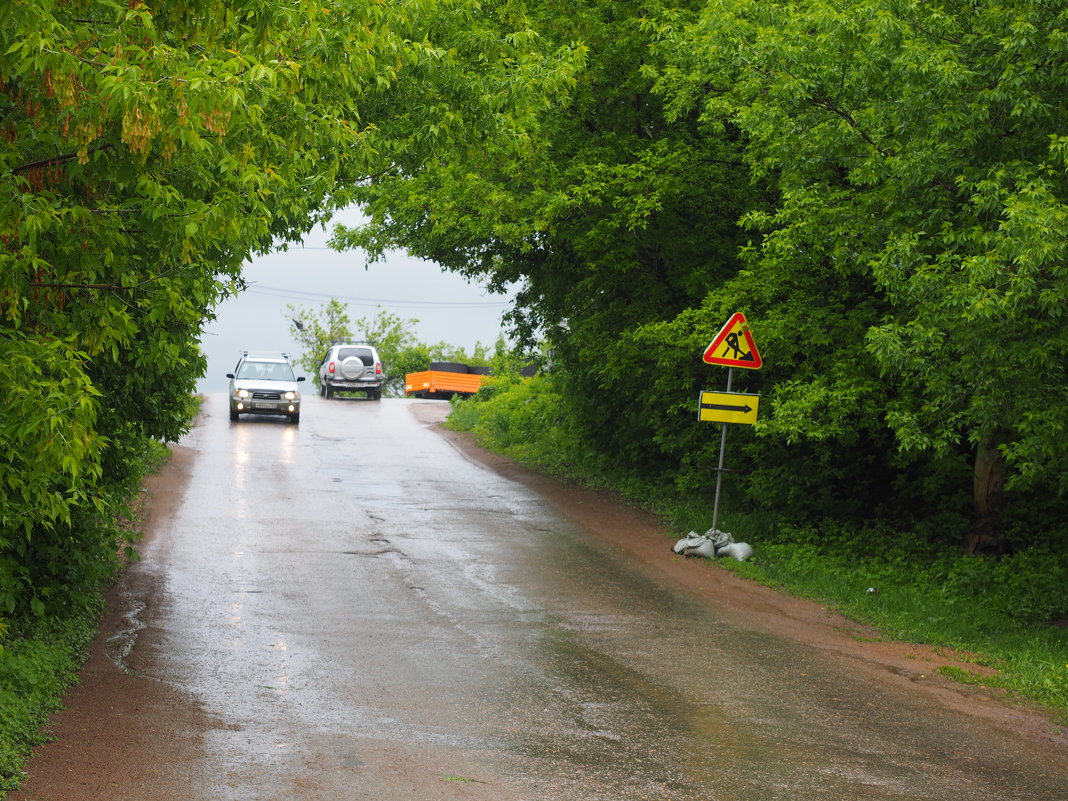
[104,592,147,675]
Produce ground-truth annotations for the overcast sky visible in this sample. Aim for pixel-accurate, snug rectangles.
[197,206,515,392]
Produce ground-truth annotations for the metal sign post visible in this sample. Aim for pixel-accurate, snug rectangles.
[700,312,764,535]
[711,367,733,533]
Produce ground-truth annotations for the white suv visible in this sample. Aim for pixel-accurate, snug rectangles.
[318,344,385,400]
[227,352,305,424]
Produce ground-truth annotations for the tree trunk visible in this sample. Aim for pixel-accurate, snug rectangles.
[967,432,1006,554]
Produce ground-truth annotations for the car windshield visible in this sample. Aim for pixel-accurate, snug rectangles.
[237,361,295,381]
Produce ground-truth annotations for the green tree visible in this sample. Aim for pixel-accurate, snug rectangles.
[332,0,760,474]
[650,0,1068,547]
[334,0,1068,550]
[287,299,354,381]
[1,0,582,617]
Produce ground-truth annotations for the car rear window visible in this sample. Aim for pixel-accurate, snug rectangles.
[337,347,374,365]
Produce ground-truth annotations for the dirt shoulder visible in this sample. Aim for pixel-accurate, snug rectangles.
[413,402,1068,749]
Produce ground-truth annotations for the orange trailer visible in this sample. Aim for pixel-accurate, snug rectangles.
[404,369,488,399]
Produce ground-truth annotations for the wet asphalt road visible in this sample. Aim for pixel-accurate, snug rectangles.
[52,394,1068,800]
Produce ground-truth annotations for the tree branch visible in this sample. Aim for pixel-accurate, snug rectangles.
[31,281,128,291]
[12,145,112,174]
[809,97,896,159]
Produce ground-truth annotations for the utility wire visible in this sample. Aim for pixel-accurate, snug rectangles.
[243,282,512,310]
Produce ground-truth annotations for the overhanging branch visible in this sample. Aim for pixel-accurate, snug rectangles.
[12,145,112,174]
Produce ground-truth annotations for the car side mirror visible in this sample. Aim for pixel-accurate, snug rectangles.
[297,376,305,382]
[226,373,235,379]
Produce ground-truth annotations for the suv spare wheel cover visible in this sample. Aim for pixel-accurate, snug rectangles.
[339,356,366,380]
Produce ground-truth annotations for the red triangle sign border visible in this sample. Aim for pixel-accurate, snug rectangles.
[702,312,763,369]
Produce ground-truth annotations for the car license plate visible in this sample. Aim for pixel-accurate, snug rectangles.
[253,402,276,410]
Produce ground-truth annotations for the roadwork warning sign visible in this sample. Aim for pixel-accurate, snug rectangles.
[702,312,763,369]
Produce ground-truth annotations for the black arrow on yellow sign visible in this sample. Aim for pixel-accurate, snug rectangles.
[697,391,759,425]
[701,400,754,414]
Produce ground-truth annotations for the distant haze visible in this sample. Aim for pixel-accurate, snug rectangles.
[197,207,514,393]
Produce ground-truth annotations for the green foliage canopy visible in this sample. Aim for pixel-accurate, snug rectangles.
[647,0,1068,537]
[1,0,582,616]
[339,0,1068,544]
[334,0,762,473]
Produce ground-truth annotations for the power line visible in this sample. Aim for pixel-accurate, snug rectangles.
[242,283,513,309]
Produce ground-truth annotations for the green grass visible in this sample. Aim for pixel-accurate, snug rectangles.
[447,382,1068,724]
[0,601,102,794]
[716,526,1068,720]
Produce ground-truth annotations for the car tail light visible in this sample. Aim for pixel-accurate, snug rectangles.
[328,361,336,374]
[376,362,382,375]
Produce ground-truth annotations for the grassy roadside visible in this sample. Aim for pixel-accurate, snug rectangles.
[717,519,1068,721]
[0,437,174,796]
[446,380,1068,725]
[0,603,103,794]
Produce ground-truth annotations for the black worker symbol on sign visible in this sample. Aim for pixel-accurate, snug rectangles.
[721,329,757,363]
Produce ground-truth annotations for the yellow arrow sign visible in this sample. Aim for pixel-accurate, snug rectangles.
[698,391,760,425]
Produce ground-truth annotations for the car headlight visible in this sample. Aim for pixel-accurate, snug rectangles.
[284,391,298,401]
[237,389,249,399]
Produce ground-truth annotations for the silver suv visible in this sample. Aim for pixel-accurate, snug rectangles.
[318,343,385,400]
[227,352,305,424]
